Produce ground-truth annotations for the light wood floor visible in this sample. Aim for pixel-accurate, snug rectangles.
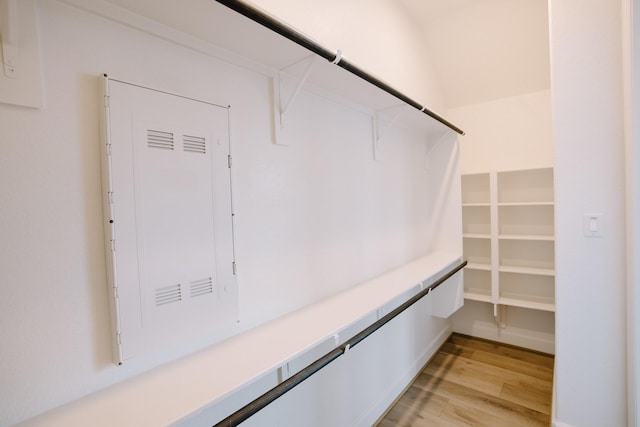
[375,333,554,427]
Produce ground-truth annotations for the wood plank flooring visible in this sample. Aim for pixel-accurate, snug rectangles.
[375,333,554,427]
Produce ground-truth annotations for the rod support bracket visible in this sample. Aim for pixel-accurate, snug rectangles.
[279,55,316,127]
[271,55,317,145]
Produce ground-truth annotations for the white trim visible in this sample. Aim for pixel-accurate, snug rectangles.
[453,320,555,354]
[552,421,576,427]
[623,0,639,424]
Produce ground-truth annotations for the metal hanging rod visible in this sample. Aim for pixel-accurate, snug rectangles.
[213,0,465,136]
[212,259,467,427]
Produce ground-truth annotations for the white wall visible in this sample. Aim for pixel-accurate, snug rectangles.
[0,1,458,425]
[549,0,627,425]
[450,89,554,174]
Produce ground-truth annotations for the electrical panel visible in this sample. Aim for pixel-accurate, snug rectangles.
[100,76,238,364]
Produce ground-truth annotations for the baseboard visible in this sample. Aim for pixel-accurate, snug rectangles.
[355,324,452,427]
[454,321,555,354]
[553,420,576,427]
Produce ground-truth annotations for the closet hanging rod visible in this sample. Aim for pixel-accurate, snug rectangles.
[212,259,467,427]
[213,0,465,136]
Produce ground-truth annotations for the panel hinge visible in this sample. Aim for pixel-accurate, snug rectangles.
[110,239,116,253]
[107,191,114,205]
[227,155,232,168]
[232,261,237,275]
[115,331,122,345]
[104,94,110,108]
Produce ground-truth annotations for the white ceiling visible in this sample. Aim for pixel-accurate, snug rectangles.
[397,0,551,108]
[397,0,480,24]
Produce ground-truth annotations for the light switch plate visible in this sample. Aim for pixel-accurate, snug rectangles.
[583,213,604,237]
[0,0,43,108]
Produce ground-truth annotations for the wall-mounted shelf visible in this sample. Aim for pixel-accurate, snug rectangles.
[498,202,554,206]
[463,233,491,239]
[498,235,554,241]
[463,267,492,303]
[499,295,555,312]
[213,0,464,139]
[498,265,555,276]
[461,167,555,313]
[24,252,464,426]
[466,262,492,271]
[62,0,465,138]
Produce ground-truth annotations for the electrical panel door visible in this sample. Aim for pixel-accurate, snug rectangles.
[100,76,237,364]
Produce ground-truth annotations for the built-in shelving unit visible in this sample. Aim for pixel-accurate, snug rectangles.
[461,168,555,312]
[461,173,493,303]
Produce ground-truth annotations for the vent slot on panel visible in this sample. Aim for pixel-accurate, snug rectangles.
[183,135,207,154]
[147,129,175,150]
[190,277,214,298]
[155,284,182,306]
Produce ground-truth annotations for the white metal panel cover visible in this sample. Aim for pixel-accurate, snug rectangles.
[100,77,237,364]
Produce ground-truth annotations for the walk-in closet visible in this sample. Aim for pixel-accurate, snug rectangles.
[0,1,632,427]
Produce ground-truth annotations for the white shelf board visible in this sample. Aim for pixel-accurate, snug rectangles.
[81,0,455,138]
[289,57,452,136]
[464,290,492,303]
[463,233,491,239]
[462,202,491,207]
[497,202,554,207]
[498,234,554,241]
[22,252,462,427]
[499,265,555,276]
[499,295,555,312]
[58,0,460,138]
[466,262,492,271]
